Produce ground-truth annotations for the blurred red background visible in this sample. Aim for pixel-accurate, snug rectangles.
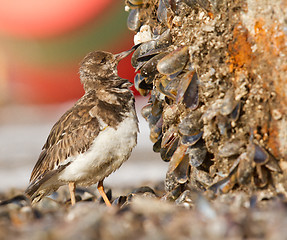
[0,0,137,104]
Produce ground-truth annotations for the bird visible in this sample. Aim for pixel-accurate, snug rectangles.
[25,48,139,206]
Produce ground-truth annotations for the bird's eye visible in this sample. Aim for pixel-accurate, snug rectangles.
[100,58,106,64]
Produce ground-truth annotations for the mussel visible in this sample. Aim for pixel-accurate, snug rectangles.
[157,46,189,76]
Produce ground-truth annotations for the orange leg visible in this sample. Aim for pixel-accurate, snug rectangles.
[97,180,111,207]
[69,182,76,206]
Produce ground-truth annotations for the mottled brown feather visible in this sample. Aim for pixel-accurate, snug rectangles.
[25,50,138,204]
[29,91,101,183]
[29,81,134,185]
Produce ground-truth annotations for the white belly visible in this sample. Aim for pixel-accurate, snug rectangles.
[57,114,138,185]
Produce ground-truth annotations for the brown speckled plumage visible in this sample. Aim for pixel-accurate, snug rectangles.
[25,50,138,205]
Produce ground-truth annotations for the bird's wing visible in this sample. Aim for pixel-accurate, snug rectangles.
[29,92,100,184]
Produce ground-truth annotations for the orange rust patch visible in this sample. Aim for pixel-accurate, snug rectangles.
[227,23,253,72]
[226,16,286,158]
[249,18,287,158]
[254,19,286,57]
[253,19,287,110]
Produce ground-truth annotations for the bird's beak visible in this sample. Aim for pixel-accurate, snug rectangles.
[114,48,135,62]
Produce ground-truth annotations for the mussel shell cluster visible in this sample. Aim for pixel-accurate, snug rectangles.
[125,0,285,199]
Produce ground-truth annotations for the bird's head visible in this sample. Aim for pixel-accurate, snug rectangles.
[79,49,134,91]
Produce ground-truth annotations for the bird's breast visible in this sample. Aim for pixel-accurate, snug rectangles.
[58,113,138,185]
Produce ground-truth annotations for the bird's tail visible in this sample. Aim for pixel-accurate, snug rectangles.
[25,169,61,204]
[25,180,46,204]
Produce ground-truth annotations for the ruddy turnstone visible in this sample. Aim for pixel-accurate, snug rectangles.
[25,49,138,206]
